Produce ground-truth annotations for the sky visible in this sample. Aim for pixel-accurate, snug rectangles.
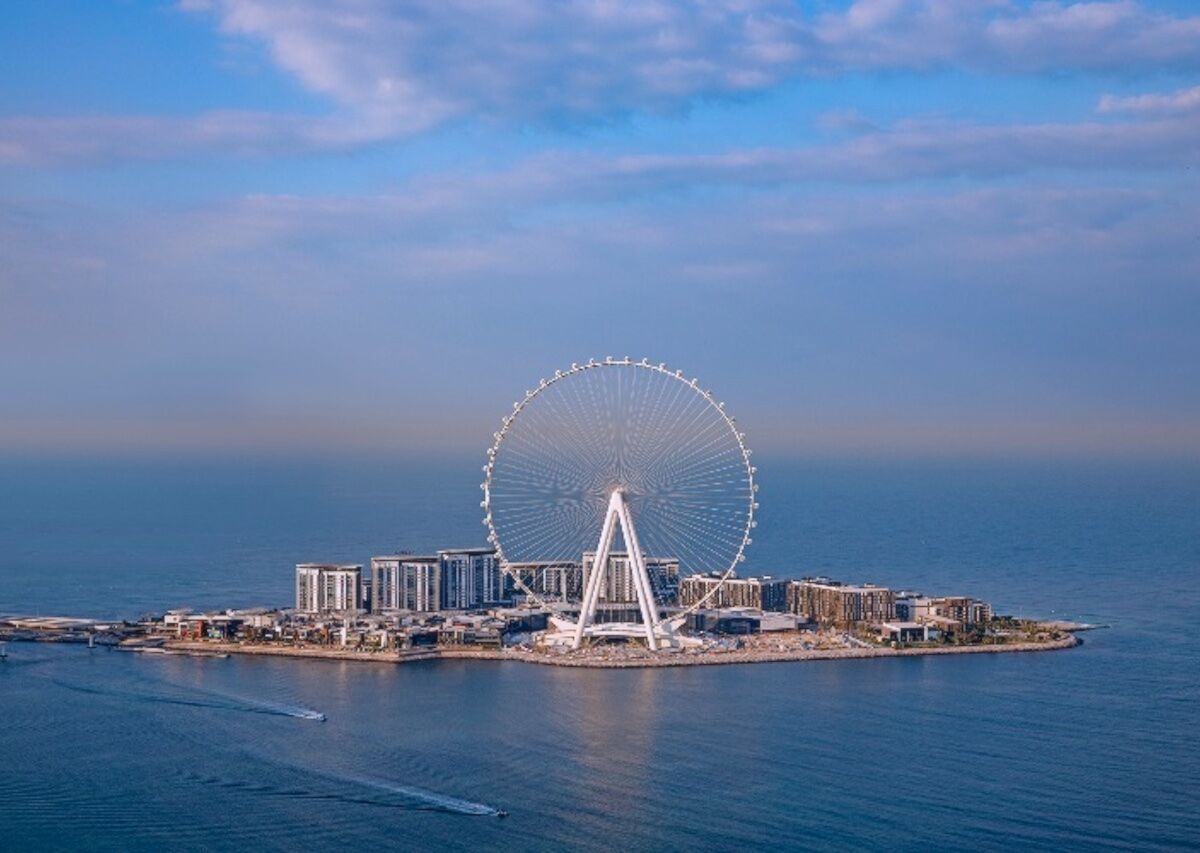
[1,0,1198,458]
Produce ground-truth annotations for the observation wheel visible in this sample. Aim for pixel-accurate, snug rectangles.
[481,357,757,649]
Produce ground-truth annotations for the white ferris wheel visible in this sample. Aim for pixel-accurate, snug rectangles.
[482,357,757,650]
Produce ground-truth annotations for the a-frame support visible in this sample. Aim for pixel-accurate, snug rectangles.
[572,489,660,650]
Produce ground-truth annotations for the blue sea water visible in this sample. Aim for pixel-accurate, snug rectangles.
[1,456,1198,850]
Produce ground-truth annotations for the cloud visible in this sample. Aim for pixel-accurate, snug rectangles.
[5,1,1198,167]
[192,0,1200,122]
[4,176,1198,454]
[404,107,1200,202]
[0,111,398,167]
[1098,84,1200,115]
[9,88,1195,177]
[194,0,809,124]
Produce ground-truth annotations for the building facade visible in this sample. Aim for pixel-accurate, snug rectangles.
[894,593,928,622]
[295,564,362,614]
[927,596,993,627]
[438,548,505,609]
[506,561,582,602]
[787,579,896,627]
[371,555,441,612]
[679,573,790,611]
[581,552,680,603]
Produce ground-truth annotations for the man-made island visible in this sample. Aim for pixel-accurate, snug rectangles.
[1,551,1093,668]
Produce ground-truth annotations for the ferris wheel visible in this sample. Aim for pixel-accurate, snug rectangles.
[482,357,757,649]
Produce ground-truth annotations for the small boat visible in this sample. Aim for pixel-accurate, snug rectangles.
[495,810,508,819]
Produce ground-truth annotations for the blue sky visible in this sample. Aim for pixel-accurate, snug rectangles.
[2,0,1198,456]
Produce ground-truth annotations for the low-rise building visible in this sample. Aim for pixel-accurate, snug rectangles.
[490,608,550,634]
[927,596,992,627]
[878,621,932,643]
[894,592,927,622]
[436,614,505,647]
[685,608,761,634]
[759,612,801,632]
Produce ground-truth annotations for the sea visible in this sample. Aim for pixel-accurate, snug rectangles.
[1,455,1197,851]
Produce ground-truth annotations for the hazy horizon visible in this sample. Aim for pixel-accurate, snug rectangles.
[3,1,1198,458]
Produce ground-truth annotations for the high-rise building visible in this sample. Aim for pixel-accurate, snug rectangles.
[581,551,680,603]
[296,565,321,613]
[679,573,789,611]
[295,564,362,614]
[787,579,895,627]
[438,548,505,609]
[371,555,441,612]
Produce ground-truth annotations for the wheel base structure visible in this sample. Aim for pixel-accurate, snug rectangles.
[541,616,700,650]
[571,489,662,650]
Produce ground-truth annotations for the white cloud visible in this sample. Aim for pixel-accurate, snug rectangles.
[1098,84,1200,114]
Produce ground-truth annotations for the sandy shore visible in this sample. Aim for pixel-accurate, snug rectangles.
[164,633,1080,669]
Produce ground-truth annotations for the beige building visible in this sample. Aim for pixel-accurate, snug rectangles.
[787,579,895,627]
[927,596,992,627]
[679,573,789,611]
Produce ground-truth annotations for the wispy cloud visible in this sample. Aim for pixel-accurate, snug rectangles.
[1098,84,1200,114]
[6,90,1196,174]
[0,111,400,167]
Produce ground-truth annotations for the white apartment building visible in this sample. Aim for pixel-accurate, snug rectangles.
[295,563,362,614]
[371,555,441,612]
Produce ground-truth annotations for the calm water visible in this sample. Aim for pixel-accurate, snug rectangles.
[1,456,1198,850]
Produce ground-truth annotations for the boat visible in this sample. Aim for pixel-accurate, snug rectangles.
[495,810,508,819]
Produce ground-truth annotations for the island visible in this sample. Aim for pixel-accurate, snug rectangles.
[1,558,1096,669]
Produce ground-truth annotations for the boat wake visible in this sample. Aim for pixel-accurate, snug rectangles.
[192,686,327,721]
[51,679,325,722]
[185,767,505,817]
[324,770,502,816]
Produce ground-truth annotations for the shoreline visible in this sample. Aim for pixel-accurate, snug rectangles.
[161,633,1081,669]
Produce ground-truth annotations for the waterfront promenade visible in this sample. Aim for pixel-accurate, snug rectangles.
[162,631,1080,669]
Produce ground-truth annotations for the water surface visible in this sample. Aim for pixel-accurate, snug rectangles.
[1,456,1197,850]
